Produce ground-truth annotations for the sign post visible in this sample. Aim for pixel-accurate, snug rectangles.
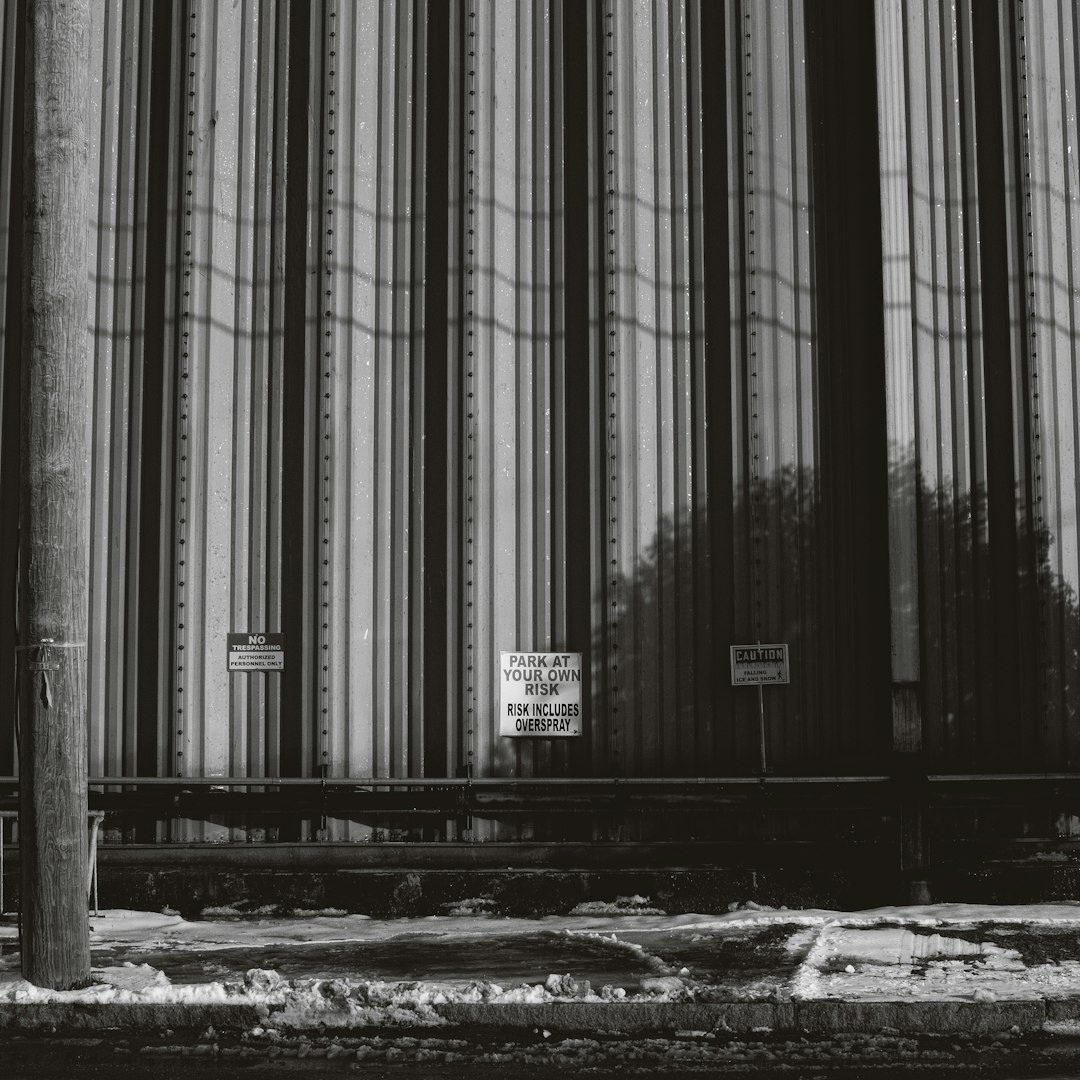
[730,644,789,774]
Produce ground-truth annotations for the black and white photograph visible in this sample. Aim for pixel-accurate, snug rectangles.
[1,0,1079,1076]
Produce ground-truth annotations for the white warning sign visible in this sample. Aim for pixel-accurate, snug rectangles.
[730,644,789,685]
[228,633,285,671]
[499,652,582,737]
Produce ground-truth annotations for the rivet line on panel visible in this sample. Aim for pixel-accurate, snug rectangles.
[604,0,619,774]
[1016,7,1049,723]
[744,3,763,644]
[176,0,198,777]
[319,1,338,772]
[464,0,478,787]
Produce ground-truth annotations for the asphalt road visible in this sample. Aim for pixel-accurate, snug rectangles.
[6,1032,1080,1079]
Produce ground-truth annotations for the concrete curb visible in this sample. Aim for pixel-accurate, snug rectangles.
[1,997,1077,1037]
[434,999,1080,1035]
[0,1002,261,1033]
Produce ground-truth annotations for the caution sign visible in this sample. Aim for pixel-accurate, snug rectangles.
[228,633,285,672]
[500,652,582,737]
[730,644,789,685]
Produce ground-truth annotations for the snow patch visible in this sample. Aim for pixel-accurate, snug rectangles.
[95,963,173,993]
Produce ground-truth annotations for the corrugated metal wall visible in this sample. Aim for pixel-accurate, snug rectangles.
[1019,0,1080,765]
[876,0,1080,770]
[1,0,1079,828]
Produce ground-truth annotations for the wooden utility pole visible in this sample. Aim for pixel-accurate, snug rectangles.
[19,0,93,990]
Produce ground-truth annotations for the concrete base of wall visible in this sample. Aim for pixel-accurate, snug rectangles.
[4,841,1079,915]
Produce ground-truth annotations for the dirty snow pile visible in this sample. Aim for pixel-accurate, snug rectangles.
[792,920,1080,1003]
[0,960,694,1030]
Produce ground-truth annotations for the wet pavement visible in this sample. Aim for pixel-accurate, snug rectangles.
[79,922,808,998]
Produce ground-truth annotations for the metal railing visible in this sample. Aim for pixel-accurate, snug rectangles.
[0,810,104,916]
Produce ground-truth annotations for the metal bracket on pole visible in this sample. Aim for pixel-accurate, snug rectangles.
[17,640,84,672]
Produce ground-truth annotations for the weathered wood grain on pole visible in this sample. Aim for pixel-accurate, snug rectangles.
[19,0,92,990]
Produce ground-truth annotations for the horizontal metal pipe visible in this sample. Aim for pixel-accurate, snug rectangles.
[5,774,1078,788]
[0,773,895,787]
[928,774,1080,783]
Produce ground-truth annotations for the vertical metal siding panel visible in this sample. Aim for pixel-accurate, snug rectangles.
[685,0,712,770]
[390,1,415,781]
[196,0,238,789]
[925,0,973,761]
[86,1,156,788]
[308,4,330,793]
[87,1,132,782]
[445,0,463,786]
[181,0,225,791]
[530,0,555,785]
[726,0,753,768]
[664,0,700,774]
[691,4,717,773]
[373,0,396,781]
[1023,1,1080,765]
[879,0,983,766]
[528,0,555,785]
[996,3,1042,769]
[409,2,428,781]
[789,1,816,764]
[273,1,322,822]
[742,0,815,770]
[160,4,183,788]
[956,0,990,766]
[552,0,596,785]
[941,0,978,764]
[905,0,946,752]
[466,0,555,790]
[550,0,565,675]
[999,5,1032,543]
[331,0,375,784]
[171,2,281,824]
[665,0,695,774]
[485,0,520,783]
[875,0,922,724]
[604,0,706,776]
[227,0,257,800]
[439,8,468,787]
[618,0,659,775]
[246,0,284,788]
[322,0,416,828]
[608,0,643,773]
[586,0,608,778]
[124,7,154,783]
[654,1,676,773]
[264,0,288,781]
[242,0,264,787]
